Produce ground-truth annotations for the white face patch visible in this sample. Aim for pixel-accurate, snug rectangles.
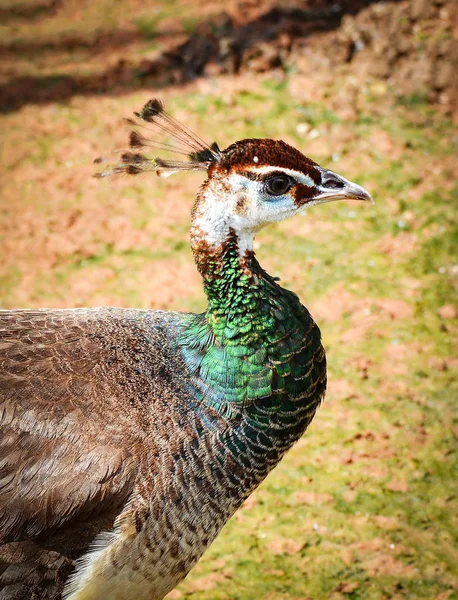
[192,178,257,254]
[192,166,318,256]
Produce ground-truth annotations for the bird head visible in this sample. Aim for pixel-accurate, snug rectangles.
[193,138,372,249]
[95,99,372,253]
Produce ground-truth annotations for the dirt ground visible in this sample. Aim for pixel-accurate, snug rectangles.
[1,0,456,115]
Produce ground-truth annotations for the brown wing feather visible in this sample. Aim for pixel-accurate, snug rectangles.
[0,309,140,543]
[0,307,177,598]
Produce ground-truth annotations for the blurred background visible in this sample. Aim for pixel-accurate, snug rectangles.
[0,0,456,598]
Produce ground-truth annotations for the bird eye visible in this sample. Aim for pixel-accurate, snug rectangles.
[324,177,345,190]
[264,175,292,196]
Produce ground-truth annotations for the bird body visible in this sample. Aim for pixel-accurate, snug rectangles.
[0,100,372,599]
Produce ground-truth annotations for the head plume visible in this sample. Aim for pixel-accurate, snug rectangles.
[94,98,221,178]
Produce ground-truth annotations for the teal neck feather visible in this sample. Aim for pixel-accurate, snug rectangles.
[179,227,326,423]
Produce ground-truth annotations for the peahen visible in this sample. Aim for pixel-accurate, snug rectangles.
[0,99,372,600]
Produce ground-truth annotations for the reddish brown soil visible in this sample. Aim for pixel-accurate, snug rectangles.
[1,0,456,117]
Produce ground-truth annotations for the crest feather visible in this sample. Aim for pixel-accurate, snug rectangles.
[94,98,221,178]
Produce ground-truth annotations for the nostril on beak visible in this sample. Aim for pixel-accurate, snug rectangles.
[323,177,345,190]
[316,167,373,205]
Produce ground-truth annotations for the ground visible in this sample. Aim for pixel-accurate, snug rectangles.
[1,1,457,599]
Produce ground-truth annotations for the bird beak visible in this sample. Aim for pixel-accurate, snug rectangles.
[313,169,374,206]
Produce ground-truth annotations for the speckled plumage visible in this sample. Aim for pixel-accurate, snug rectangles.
[0,99,372,600]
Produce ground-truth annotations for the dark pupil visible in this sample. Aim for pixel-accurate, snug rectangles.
[266,175,291,196]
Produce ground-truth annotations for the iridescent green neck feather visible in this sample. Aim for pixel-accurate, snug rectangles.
[179,220,326,425]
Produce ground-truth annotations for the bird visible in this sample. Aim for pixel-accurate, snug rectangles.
[0,98,372,600]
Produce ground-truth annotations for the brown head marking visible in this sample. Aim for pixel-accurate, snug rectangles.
[219,139,321,184]
[292,183,320,206]
[234,194,249,215]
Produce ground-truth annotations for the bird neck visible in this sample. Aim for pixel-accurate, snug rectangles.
[178,192,325,423]
[192,227,260,323]
[189,179,261,320]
